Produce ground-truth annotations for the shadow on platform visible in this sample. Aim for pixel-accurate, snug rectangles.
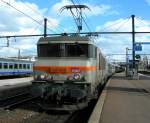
[105,86,149,94]
[111,75,127,80]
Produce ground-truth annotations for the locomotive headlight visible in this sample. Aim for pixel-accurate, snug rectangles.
[40,74,45,79]
[73,74,80,80]
[67,75,73,81]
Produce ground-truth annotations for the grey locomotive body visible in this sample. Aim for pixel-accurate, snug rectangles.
[32,35,114,110]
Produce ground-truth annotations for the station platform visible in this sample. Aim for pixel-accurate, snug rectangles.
[0,77,33,100]
[0,77,33,87]
[88,73,150,123]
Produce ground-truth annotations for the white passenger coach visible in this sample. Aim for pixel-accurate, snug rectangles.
[0,58,33,76]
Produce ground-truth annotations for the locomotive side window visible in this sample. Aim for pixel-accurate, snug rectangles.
[4,63,8,69]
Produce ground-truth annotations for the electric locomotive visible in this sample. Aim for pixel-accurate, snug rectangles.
[31,35,109,110]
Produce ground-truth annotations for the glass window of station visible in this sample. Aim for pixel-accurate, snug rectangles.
[38,43,96,58]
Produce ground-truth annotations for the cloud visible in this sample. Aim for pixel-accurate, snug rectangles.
[95,17,150,61]
[96,18,132,32]
[0,47,19,57]
[145,0,150,5]
[83,4,118,16]
[51,0,118,17]
[51,0,71,16]
[0,0,60,57]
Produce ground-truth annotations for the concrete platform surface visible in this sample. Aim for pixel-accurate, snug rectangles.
[0,77,33,87]
[99,73,150,123]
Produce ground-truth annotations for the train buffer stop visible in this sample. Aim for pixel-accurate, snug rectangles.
[88,72,150,123]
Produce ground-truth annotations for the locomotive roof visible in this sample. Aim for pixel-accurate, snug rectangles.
[38,35,91,44]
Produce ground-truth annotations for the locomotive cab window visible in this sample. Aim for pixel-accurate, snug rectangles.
[38,43,96,58]
[67,44,88,57]
[38,44,61,57]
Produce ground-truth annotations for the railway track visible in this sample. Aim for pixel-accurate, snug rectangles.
[0,82,103,123]
[0,98,96,123]
[0,92,39,109]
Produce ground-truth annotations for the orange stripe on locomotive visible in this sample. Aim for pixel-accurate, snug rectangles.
[33,66,96,74]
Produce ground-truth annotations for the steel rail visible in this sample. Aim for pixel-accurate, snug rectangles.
[4,96,39,110]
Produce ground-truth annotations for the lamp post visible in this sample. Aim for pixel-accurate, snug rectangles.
[126,47,132,77]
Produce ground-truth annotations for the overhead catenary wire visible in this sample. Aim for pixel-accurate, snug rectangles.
[135,17,150,27]
[82,13,92,32]
[0,0,57,34]
[20,0,67,33]
[99,16,131,32]
[75,0,131,33]
[113,17,131,32]
[1,0,42,26]
[133,17,150,38]
[135,17,150,35]
[83,13,95,32]
[29,20,44,35]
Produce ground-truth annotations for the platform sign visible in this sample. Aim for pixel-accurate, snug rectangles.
[134,43,142,51]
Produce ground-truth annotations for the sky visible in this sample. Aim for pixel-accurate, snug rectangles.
[0,0,150,62]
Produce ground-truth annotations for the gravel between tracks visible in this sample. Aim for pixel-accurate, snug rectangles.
[0,108,39,123]
[0,103,71,123]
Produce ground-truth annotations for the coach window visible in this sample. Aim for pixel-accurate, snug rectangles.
[23,64,26,69]
[19,64,22,69]
[14,64,18,69]
[4,63,8,69]
[0,63,2,69]
[9,63,13,69]
[27,64,30,69]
